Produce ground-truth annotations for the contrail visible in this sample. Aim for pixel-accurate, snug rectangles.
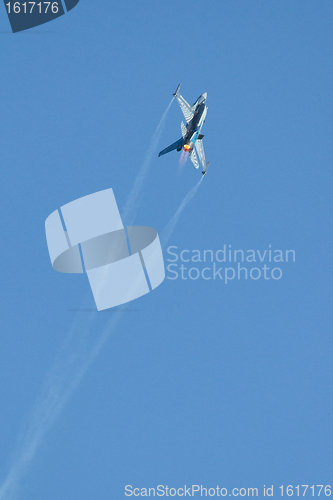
[121,97,174,225]
[160,176,204,248]
[0,262,147,499]
[0,311,123,500]
[0,98,175,500]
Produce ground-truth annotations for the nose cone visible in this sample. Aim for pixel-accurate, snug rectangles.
[202,92,207,100]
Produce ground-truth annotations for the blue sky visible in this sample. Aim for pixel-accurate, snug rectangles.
[0,1,332,498]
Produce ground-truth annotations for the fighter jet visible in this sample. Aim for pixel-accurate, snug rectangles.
[158,84,210,175]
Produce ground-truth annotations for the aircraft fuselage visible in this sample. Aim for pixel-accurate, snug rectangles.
[183,95,207,152]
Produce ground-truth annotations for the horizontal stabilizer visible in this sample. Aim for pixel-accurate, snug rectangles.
[158,137,184,157]
[181,121,187,138]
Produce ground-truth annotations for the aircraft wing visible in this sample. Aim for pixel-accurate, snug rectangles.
[195,139,207,169]
[176,93,194,124]
[189,149,200,169]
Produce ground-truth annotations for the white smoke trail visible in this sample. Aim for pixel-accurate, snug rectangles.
[121,97,174,225]
[0,97,175,500]
[0,311,123,500]
[161,177,204,248]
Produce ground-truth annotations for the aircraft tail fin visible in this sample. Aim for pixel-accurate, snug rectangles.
[158,137,184,157]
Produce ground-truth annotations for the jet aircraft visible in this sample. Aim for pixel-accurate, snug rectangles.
[158,84,210,175]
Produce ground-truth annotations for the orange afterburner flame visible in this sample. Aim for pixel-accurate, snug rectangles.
[183,144,191,152]
[179,149,189,166]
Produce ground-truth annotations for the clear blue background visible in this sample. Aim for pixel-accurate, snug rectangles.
[0,1,332,498]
